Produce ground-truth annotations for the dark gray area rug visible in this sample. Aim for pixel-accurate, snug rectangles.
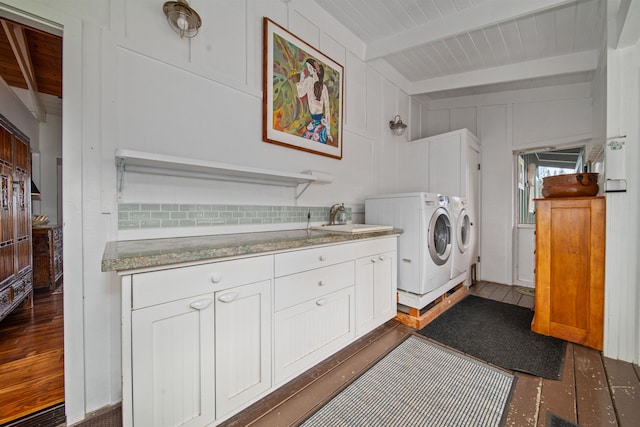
[300,335,515,427]
[417,295,566,380]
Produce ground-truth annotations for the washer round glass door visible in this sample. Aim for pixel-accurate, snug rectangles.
[457,208,471,253]
[428,207,452,265]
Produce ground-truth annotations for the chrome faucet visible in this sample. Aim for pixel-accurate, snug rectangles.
[329,204,341,225]
[329,203,346,225]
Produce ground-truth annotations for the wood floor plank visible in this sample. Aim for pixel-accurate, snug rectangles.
[471,281,500,298]
[573,344,618,426]
[502,287,524,305]
[488,283,512,302]
[0,289,65,425]
[517,294,535,309]
[603,357,640,427]
[505,372,542,427]
[537,343,577,427]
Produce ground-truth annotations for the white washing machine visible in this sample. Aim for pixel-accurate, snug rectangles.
[449,196,471,282]
[365,192,453,296]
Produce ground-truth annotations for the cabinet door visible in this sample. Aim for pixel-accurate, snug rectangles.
[374,251,397,322]
[215,280,271,419]
[274,287,354,384]
[532,197,605,350]
[356,251,397,336]
[132,294,215,427]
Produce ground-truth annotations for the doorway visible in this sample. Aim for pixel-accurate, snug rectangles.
[513,146,585,287]
[0,12,64,425]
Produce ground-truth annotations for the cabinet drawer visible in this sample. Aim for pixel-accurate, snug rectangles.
[0,286,12,314]
[350,237,397,257]
[275,243,355,277]
[274,261,354,311]
[12,275,31,301]
[132,255,272,310]
[274,286,355,384]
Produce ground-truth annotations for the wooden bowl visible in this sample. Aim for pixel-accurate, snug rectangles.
[542,173,599,198]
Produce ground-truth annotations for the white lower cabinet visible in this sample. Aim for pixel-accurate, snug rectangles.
[214,280,271,419]
[122,235,398,426]
[274,286,355,384]
[131,293,215,427]
[356,250,397,336]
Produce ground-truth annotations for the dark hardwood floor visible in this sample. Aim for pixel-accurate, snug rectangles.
[2,281,639,427]
[0,287,64,426]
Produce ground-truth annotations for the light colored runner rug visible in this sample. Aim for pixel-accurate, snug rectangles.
[301,335,514,427]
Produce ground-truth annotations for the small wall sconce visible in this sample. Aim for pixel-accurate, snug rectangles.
[389,115,407,136]
[163,0,202,38]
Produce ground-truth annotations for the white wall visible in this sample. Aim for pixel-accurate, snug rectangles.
[423,83,594,285]
[0,80,39,143]
[37,115,62,224]
[1,0,422,423]
[603,0,640,363]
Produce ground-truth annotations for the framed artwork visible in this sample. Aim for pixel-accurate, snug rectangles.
[263,18,344,159]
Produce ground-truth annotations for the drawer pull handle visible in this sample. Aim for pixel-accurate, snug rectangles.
[190,298,213,310]
[217,292,238,303]
[319,255,326,261]
[316,298,328,306]
[318,280,325,286]
[211,272,222,283]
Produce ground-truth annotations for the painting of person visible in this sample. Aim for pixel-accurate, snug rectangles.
[294,58,332,144]
[264,18,343,159]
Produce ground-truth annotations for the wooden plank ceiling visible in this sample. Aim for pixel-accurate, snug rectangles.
[314,0,604,99]
[0,18,62,117]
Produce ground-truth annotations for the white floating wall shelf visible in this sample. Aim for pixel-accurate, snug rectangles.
[115,149,329,201]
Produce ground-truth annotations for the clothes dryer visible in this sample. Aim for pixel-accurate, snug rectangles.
[365,192,452,295]
[449,196,471,281]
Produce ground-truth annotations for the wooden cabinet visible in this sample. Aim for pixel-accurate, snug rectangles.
[0,116,32,322]
[32,225,63,290]
[532,196,605,350]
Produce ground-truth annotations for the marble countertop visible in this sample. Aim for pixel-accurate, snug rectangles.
[102,228,401,272]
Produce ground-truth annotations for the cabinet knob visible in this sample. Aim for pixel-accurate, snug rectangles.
[379,256,385,261]
[190,298,213,310]
[319,255,326,261]
[316,298,328,306]
[371,258,377,263]
[217,292,238,303]
[211,272,222,283]
[318,280,325,286]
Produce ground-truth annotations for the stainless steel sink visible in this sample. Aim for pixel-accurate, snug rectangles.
[312,224,393,233]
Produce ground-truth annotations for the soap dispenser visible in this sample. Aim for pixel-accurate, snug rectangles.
[336,203,347,224]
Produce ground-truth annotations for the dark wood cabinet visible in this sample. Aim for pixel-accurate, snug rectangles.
[0,115,33,322]
[532,196,605,350]
[32,225,63,290]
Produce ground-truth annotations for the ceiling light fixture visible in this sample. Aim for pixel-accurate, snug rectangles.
[389,115,407,136]
[163,0,202,38]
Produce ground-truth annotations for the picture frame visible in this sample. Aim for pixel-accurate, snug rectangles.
[263,18,344,159]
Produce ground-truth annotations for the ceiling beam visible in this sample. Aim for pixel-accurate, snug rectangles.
[409,49,599,95]
[364,0,577,61]
[1,19,45,122]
